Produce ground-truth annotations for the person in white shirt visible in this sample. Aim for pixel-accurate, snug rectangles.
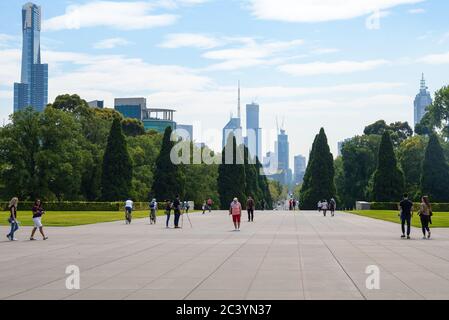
[149,199,157,224]
[321,200,328,217]
[125,199,133,224]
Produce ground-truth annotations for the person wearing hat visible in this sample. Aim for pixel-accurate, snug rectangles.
[229,197,242,231]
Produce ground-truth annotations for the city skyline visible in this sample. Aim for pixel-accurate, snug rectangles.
[1,0,449,162]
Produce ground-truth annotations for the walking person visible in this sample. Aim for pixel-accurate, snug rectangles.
[317,200,322,213]
[165,200,172,228]
[399,194,413,239]
[202,201,207,214]
[125,198,133,224]
[173,195,182,229]
[30,200,48,241]
[418,196,432,239]
[207,198,213,213]
[185,201,190,214]
[149,198,157,225]
[330,198,337,217]
[246,196,255,222]
[6,197,19,241]
[229,198,242,231]
[322,200,328,217]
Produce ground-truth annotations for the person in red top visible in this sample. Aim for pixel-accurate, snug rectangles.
[207,198,213,213]
[229,198,242,231]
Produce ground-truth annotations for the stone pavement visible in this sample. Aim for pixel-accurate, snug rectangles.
[1,210,449,300]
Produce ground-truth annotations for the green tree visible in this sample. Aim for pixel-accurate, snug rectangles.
[100,118,133,201]
[152,126,185,201]
[217,135,246,209]
[420,133,449,202]
[300,128,336,209]
[50,94,88,113]
[417,85,449,137]
[398,135,427,200]
[364,120,413,146]
[122,118,145,137]
[370,131,405,201]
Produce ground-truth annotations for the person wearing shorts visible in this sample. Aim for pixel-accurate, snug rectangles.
[30,199,48,241]
[229,198,242,231]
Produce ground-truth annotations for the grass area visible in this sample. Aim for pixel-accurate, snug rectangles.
[0,210,167,227]
[348,210,449,228]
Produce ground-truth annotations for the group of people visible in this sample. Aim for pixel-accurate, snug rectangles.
[288,198,298,211]
[202,198,214,214]
[228,196,257,231]
[399,194,433,240]
[317,198,337,217]
[5,197,48,242]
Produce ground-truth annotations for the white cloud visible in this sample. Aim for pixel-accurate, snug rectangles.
[159,33,222,49]
[418,52,449,64]
[247,0,425,23]
[278,59,389,76]
[311,48,340,55]
[94,38,133,49]
[408,8,426,14]
[203,38,305,70]
[43,1,178,31]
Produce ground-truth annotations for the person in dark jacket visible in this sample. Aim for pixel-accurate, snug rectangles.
[247,196,255,222]
[173,195,181,229]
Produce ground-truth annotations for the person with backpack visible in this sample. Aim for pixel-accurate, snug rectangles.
[229,198,242,231]
[418,196,432,240]
[173,195,182,229]
[30,199,48,241]
[125,198,133,224]
[165,200,172,228]
[6,197,19,241]
[149,198,157,225]
[321,200,328,217]
[399,194,413,239]
[329,198,336,217]
[246,196,255,222]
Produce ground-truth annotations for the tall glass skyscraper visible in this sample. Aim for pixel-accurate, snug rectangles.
[414,74,432,126]
[246,102,262,161]
[14,2,48,112]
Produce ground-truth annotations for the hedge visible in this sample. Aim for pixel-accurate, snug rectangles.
[370,202,449,212]
[0,201,166,212]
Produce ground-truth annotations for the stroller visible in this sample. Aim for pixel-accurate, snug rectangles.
[149,199,157,225]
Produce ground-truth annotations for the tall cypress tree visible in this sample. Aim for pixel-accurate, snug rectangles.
[256,159,273,209]
[217,135,246,209]
[371,131,404,202]
[152,126,185,201]
[101,117,133,201]
[421,133,449,202]
[300,128,336,209]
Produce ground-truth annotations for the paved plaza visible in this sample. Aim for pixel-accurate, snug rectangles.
[1,211,449,300]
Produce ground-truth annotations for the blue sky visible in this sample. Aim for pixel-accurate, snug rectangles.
[1,0,449,163]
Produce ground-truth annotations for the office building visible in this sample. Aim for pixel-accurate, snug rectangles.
[177,124,193,141]
[246,102,262,161]
[114,98,146,120]
[222,83,243,149]
[14,2,48,112]
[294,155,306,184]
[142,108,176,132]
[88,100,104,109]
[414,73,432,126]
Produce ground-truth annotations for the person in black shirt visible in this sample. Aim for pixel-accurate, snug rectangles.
[399,193,413,239]
[173,195,181,229]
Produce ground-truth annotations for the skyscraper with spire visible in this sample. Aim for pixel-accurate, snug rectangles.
[14,2,48,112]
[222,82,243,149]
[414,73,432,126]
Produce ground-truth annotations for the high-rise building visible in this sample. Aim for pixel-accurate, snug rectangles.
[246,102,262,161]
[276,129,289,171]
[114,98,147,120]
[88,100,104,109]
[414,73,432,126]
[294,155,306,184]
[14,3,48,112]
[222,83,243,149]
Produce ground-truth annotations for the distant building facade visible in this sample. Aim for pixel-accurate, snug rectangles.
[177,124,193,141]
[414,74,432,126]
[114,98,146,120]
[88,100,104,108]
[245,102,262,161]
[294,155,306,184]
[14,3,48,112]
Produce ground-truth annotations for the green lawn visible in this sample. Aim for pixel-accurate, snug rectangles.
[0,210,167,227]
[348,210,449,228]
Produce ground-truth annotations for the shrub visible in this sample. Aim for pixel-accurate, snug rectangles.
[370,202,449,212]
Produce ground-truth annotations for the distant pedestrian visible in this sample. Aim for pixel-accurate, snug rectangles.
[289,199,293,211]
[247,196,255,222]
[149,198,157,225]
[173,195,181,229]
[292,199,297,211]
[399,194,413,239]
[30,200,48,241]
[184,201,190,214]
[125,198,133,224]
[318,201,322,212]
[418,196,432,239]
[202,201,207,214]
[207,198,213,212]
[229,198,242,231]
[165,200,172,228]
[330,198,336,217]
[6,197,19,241]
[322,200,328,217]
